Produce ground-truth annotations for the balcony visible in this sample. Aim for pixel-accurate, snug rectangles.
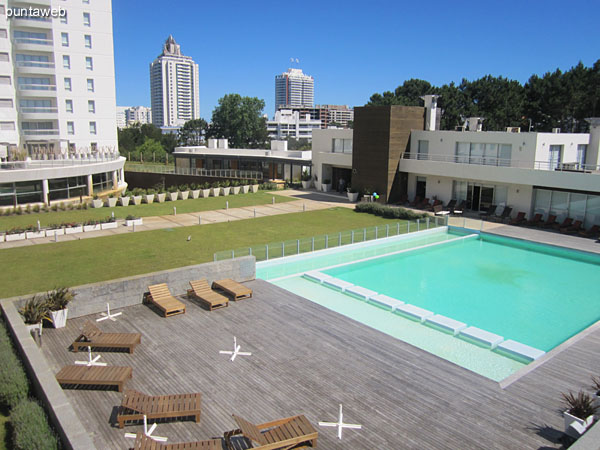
[21,129,60,140]
[12,37,54,51]
[10,17,52,29]
[18,106,58,119]
[17,83,57,97]
[400,153,600,193]
[15,60,55,75]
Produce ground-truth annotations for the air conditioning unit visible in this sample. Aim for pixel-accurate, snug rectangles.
[506,127,521,133]
[552,128,561,133]
[455,125,466,132]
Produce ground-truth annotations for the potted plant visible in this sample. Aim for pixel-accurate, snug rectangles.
[231,180,241,195]
[45,287,75,328]
[5,227,27,241]
[155,185,166,203]
[45,223,64,237]
[83,219,101,232]
[562,390,597,438]
[143,188,156,204]
[322,178,332,192]
[221,180,231,196]
[100,216,117,230]
[179,184,190,200]
[26,225,45,239]
[107,194,118,208]
[347,186,359,202]
[131,188,143,205]
[592,376,600,411]
[200,182,211,198]
[211,182,221,197]
[241,181,250,194]
[301,170,311,189]
[167,185,179,201]
[92,194,103,208]
[18,295,48,336]
[119,192,131,207]
[250,179,259,193]
[64,221,83,234]
[126,214,143,226]
[190,183,201,199]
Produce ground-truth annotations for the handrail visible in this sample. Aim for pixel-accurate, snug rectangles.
[1,155,122,169]
[125,164,263,180]
[403,152,600,173]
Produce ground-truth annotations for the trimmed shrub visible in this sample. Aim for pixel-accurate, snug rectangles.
[11,399,58,450]
[354,203,428,220]
[0,320,29,409]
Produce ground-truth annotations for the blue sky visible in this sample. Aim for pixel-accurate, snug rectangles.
[112,0,598,121]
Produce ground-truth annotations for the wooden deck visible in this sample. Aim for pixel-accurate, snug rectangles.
[41,280,600,449]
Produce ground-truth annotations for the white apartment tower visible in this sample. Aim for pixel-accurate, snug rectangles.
[0,0,118,158]
[275,68,314,111]
[150,35,199,128]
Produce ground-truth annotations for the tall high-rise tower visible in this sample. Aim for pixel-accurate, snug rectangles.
[275,68,314,111]
[150,36,199,127]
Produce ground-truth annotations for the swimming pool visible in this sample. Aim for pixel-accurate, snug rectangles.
[257,228,600,381]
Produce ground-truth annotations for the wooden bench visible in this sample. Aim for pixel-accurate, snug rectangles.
[187,280,229,311]
[146,284,186,317]
[117,390,202,428]
[212,279,252,301]
[133,432,221,450]
[56,365,132,392]
[225,414,317,450]
[72,321,141,353]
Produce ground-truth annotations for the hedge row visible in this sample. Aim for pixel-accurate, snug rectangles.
[0,318,59,449]
[354,202,429,220]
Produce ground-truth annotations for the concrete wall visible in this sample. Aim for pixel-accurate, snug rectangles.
[535,132,590,164]
[12,256,255,318]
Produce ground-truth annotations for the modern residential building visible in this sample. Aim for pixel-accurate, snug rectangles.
[173,139,311,181]
[0,0,125,206]
[116,105,152,128]
[276,104,354,129]
[150,35,199,128]
[267,109,321,140]
[275,68,314,110]
[311,128,353,191]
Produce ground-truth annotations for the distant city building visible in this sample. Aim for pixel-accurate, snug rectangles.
[276,104,354,129]
[275,68,314,110]
[116,106,128,129]
[116,106,152,129]
[150,35,199,128]
[267,109,321,140]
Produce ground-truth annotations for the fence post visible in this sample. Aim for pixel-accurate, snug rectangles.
[249,247,252,256]
[375,227,378,239]
[231,250,234,259]
[311,237,314,252]
[325,235,328,248]
[351,230,354,244]
[426,217,430,229]
[386,224,389,237]
[226,201,228,210]
[266,244,269,260]
[397,222,400,235]
[254,208,256,218]
[173,207,176,216]
[463,217,466,228]
[282,242,284,257]
[214,253,216,262]
[407,222,410,234]
[363,228,366,241]
[198,216,201,225]
[297,239,300,254]
[272,197,275,205]
[338,232,341,246]
[303,203,306,212]
[417,219,420,231]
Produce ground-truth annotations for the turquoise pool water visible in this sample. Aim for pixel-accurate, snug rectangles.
[257,228,600,381]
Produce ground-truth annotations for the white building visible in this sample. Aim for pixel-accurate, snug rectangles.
[150,35,199,128]
[267,109,321,140]
[116,105,152,128]
[0,0,125,206]
[275,68,314,110]
[0,0,119,158]
[311,128,353,191]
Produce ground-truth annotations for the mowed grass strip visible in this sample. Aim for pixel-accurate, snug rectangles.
[0,208,405,297]
[0,191,293,230]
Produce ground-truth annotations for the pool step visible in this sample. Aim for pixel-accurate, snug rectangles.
[459,326,504,349]
[426,315,467,335]
[369,294,404,311]
[396,304,434,323]
[496,340,545,361]
[303,271,332,283]
[323,278,354,292]
[345,286,378,300]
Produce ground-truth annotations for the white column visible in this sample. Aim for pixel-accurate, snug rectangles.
[112,170,118,189]
[42,179,49,205]
[87,174,93,196]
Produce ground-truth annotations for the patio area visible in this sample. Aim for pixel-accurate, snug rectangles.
[40,278,600,449]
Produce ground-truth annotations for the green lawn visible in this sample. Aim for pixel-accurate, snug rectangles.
[0,208,405,297]
[0,191,293,230]
[0,412,8,450]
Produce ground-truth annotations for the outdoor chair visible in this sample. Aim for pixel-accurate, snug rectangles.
[553,217,573,231]
[224,414,318,450]
[491,207,512,223]
[509,212,527,225]
[433,204,450,216]
[409,196,421,207]
[541,214,557,228]
[56,365,132,392]
[479,204,497,219]
[72,320,141,353]
[117,389,202,428]
[527,213,543,226]
[561,220,582,234]
[579,224,600,238]
[187,279,229,311]
[212,279,253,301]
[146,283,186,317]
[133,432,221,450]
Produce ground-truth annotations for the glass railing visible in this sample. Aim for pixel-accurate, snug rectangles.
[18,84,56,91]
[15,61,55,69]
[21,129,59,135]
[213,218,447,262]
[19,107,58,113]
[125,164,263,180]
[13,38,53,46]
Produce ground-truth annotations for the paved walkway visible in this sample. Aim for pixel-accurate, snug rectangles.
[0,189,353,249]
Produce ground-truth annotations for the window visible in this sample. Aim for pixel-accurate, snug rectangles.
[577,144,587,166]
[0,99,13,108]
[0,6,4,15]
[60,11,67,24]
[88,100,95,113]
[0,53,9,62]
[417,140,429,159]
[0,29,7,39]
[83,0,90,3]
[549,145,562,169]
[89,121,96,134]
[62,55,70,69]
[65,99,73,113]
[85,56,93,70]
[83,12,91,26]
[332,138,352,154]
[86,78,94,92]
[0,122,16,130]
[64,77,72,91]
[67,121,74,135]
[61,32,69,47]
[0,76,10,85]
[84,35,92,49]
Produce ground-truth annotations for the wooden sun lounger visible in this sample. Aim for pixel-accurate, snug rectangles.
[212,279,253,301]
[72,320,141,353]
[56,365,132,392]
[146,283,186,317]
[224,414,318,450]
[133,432,221,450]
[187,279,229,311]
[117,389,202,428]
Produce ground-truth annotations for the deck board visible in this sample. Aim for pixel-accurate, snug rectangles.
[41,279,600,449]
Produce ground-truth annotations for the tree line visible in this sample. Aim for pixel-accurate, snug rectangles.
[367,60,600,133]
